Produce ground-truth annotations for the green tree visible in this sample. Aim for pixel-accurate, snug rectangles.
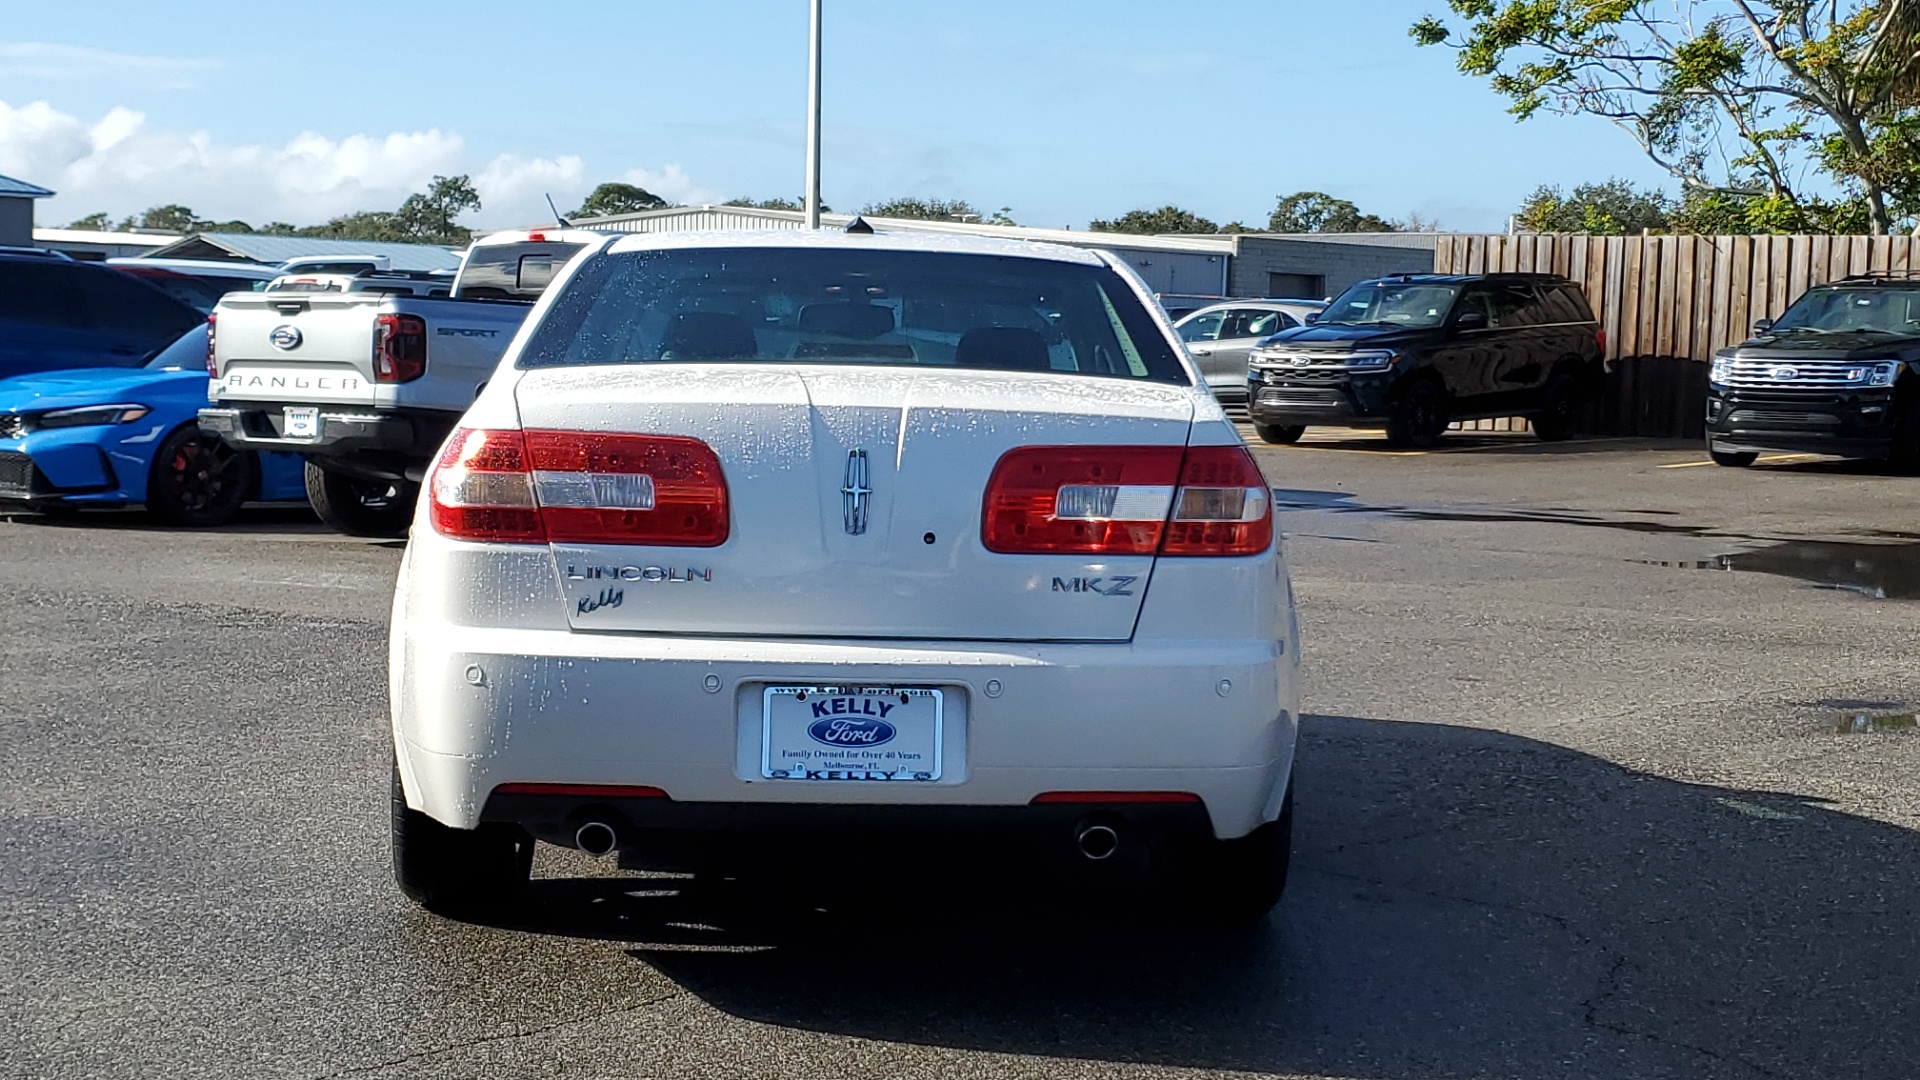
[391,174,480,244]
[1267,191,1397,233]
[862,197,989,222]
[723,197,807,211]
[1088,206,1220,233]
[299,210,407,242]
[1516,178,1677,233]
[119,204,198,232]
[1411,1,1920,234]
[64,212,112,231]
[571,182,668,219]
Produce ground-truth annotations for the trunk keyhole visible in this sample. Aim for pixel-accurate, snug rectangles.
[922,532,936,544]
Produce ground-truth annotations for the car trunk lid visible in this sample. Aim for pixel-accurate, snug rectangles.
[512,364,1195,641]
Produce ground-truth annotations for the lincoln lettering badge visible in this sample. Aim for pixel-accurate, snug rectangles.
[841,449,871,536]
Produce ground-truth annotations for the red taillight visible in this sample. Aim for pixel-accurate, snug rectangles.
[1159,444,1273,556]
[428,428,544,542]
[982,445,1183,554]
[428,428,730,546]
[373,313,427,382]
[1596,328,1607,354]
[204,312,218,377]
[981,443,1272,557]
[526,231,547,242]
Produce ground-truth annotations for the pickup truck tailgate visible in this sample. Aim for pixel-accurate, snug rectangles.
[210,293,381,406]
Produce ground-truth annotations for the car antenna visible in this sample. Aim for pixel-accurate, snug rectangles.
[544,193,573,228]
[845,215,875,235]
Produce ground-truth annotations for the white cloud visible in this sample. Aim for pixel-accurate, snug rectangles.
[0,42,218,88]
[1,98,701,231]
[617,163,720,207]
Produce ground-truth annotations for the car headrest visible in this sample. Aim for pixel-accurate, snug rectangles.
[954,326,1052,372]
[797,303,895,339]
[660,312,758,360]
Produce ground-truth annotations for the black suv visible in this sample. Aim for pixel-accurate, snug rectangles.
[1244,273,1606,447]
[1705,275,1920,469]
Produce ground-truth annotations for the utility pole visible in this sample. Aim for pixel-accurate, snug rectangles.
[805,0,823,229]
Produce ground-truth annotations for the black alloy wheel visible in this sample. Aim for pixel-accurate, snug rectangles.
[1532,372,1584,442]
[147,426,254,527]
[1385,377,1450,449]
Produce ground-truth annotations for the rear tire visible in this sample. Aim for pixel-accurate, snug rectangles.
[305,461,417,538]
[1385,377,1449,449]
[391,762,533,916]
[147,426,255,527]
[1189,780,1293,923]
[1531,373,1584,442]
[1709,448,1758,468]
[1253,423,1306,445]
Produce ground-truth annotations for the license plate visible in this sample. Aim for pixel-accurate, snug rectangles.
[761,686,944,782]
[284,407,319,439]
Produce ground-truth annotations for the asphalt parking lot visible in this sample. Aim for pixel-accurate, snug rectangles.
[4,429,1918,1080]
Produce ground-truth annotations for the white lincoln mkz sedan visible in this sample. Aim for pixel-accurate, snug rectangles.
[388,228,1301,919]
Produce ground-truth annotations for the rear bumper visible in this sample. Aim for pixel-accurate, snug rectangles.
[199,405,456,479]
[393,622,1296,841]
[482,792,1220,870]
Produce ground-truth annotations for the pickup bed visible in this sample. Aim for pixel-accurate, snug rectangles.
[200,229,601,534]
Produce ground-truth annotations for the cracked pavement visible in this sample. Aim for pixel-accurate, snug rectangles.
[2,431,1917,1079]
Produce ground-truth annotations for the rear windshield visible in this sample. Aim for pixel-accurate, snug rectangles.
[456,242,587,302]
[518,247,1188,384]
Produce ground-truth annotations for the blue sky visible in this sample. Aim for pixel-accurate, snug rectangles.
[0,0,1678,232]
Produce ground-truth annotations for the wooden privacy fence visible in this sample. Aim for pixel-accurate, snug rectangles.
[1434,233,1920,437]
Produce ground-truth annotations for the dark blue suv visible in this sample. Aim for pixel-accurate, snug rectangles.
[0,251,202,379]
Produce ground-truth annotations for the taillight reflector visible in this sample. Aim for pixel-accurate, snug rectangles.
[982,443,1271,557]
[428,428,730,546]
[373,313,427,382]
[492,783,669,799]
[1030,791,1202,804]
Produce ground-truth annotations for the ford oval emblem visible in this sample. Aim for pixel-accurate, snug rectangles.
[807,716,897,747]
[269,325,303,350]
[1771,365,1800,381]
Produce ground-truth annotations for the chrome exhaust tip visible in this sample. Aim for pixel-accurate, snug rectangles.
[1075,823,1120,861]
[575,821,617,857]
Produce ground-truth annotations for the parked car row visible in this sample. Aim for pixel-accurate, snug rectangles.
[0,246,465,526]
[1174,273,1608,448]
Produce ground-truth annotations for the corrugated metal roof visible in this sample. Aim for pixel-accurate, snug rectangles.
[574,205,1240,255]
[142,232,462,271]
[0,174,55,198]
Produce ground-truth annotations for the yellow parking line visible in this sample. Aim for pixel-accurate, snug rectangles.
[1658,453,1824,469]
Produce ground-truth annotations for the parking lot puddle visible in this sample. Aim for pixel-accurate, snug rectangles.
[1835,712,1918,734]
[1638,540,1920,600]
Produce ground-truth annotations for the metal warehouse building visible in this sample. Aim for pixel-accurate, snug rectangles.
[568,205,1435,305]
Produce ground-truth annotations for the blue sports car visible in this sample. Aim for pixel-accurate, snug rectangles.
[0,325,308,526]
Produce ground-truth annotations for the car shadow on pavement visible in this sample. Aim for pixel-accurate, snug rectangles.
[488,715,1920,1079]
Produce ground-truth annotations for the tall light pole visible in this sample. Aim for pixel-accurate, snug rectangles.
[805,0,823,229]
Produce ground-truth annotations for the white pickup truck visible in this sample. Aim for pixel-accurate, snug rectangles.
[200,229,601,535]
